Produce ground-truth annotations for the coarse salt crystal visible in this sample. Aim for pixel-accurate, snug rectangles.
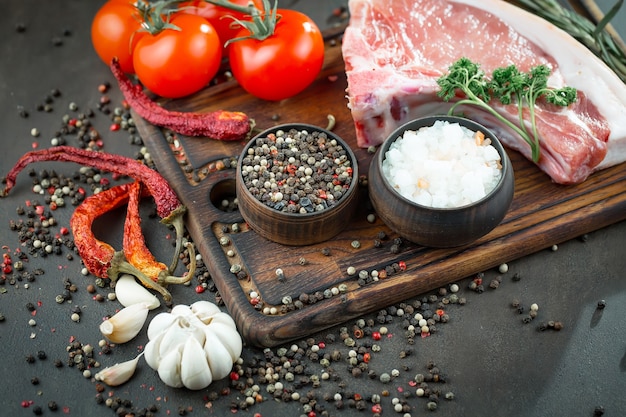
[382,121,502,208]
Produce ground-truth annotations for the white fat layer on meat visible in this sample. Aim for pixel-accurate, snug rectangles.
[452,0,626,169]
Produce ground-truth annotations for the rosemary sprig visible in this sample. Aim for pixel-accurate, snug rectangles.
[513,0,626,83]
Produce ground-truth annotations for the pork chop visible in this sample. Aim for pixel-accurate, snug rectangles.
[342,0,626,184]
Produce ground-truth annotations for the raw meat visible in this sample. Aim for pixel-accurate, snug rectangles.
[342,0,626,184]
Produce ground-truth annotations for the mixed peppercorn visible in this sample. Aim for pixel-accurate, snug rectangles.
[240,128,354,213]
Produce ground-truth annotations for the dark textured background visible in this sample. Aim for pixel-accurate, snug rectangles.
[1,1,625,416]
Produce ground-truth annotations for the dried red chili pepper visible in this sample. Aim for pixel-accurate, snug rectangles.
[110,58,252,141]
[108,181,196,302]
[1,146,187,264]
[69,182,138,278]
[70,182,195,302]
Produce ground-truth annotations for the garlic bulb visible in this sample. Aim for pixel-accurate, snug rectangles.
[100,302,151,344]
[114,274,160,310]
[143,300,243,390]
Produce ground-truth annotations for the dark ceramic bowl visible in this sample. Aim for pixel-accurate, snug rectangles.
[368,116,514,248]
[236,123,359,246]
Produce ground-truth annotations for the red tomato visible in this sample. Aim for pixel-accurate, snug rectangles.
[132,13,222,99]
[91,0,146,74]
[228,10,325,101]
[179,0,263,52]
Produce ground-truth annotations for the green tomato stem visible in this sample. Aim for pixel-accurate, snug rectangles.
[204,0,256,14]
[138,0,184,35]
[204,0,278,42]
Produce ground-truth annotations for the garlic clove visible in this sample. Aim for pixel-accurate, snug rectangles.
[144,329,166,370]
[206,311,238,329]
[114,274,160,310]
[158,320,193,358]
[147,311,178,340]
[171,304,193,317]
[172,315,206,346]
[157,345,184,388]
[180,337,213,390]
[100,302,151,344]
[204,322,243,363]
[95,353,143,386]
[190,300,221,323]
[203,326,239,380]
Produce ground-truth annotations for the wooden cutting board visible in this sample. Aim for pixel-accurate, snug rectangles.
[134,29,626,347]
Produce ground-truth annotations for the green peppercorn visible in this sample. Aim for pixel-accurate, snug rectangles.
[426,401,438,411]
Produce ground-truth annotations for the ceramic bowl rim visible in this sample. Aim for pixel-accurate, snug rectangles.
[376,115,511,212]
[237,123,359,219]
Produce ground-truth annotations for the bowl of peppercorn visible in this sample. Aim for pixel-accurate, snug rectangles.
[236,123,360,246]
[368,116,515,248]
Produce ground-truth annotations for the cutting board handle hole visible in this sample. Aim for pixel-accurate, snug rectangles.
[209,178,239,212]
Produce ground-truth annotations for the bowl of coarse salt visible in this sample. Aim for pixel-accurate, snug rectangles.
[368,116,514,248]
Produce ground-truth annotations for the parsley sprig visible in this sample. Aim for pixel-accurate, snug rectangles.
[437,58,577,162]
